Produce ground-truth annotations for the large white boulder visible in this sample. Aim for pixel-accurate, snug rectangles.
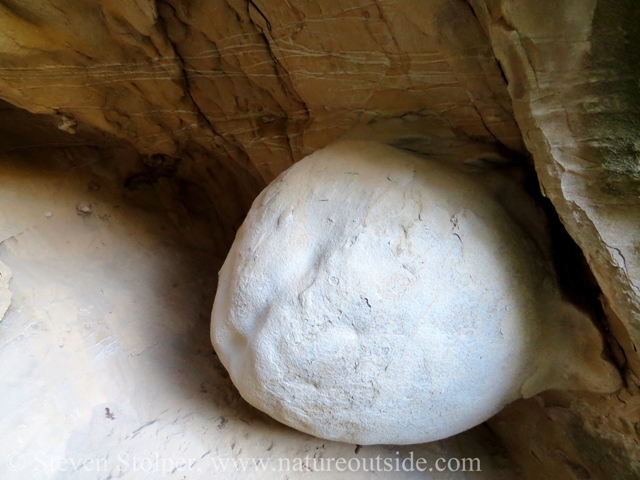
[211,140,620,445]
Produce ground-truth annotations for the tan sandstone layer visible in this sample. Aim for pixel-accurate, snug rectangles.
[0,0,638,478]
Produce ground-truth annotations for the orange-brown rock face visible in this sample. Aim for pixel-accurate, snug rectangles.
[0,0,639,479]
[0,0,527,254]
[468,1,640,478]
[0,0,523,169]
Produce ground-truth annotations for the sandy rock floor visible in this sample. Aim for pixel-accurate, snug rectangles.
[0,152,521,479]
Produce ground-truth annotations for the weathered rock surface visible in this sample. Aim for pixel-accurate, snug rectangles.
[0,149,522,480]
[0,260,11,321]
[471,0,640,389]
[0,0,638,477]
[467,2,640,478]
[211,139,620,445]
[0,0,526,256]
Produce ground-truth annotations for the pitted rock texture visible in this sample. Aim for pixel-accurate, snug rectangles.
[211,140,620,445]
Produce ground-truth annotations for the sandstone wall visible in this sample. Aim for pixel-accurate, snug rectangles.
[0,0,638,478]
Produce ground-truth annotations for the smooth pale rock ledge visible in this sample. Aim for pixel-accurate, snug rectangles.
[211,140,621,445]
[0,260,11,321]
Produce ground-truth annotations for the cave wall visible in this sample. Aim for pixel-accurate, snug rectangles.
[471,0,640,381]
[0,0,526,252]
[469,1,640,477]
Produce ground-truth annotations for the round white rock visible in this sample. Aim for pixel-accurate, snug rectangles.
[211,140,619,445]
